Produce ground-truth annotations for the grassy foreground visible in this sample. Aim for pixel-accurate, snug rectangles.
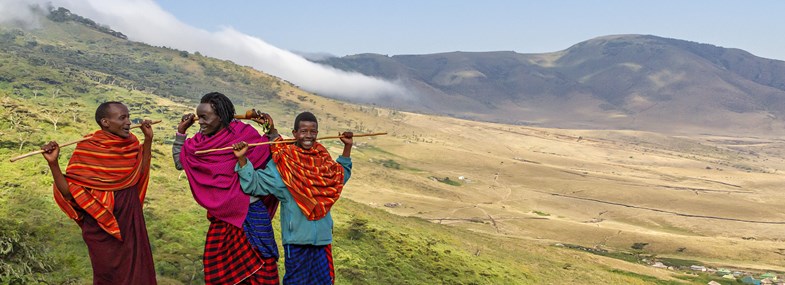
[0,120,710,284]
[0,10,724,284]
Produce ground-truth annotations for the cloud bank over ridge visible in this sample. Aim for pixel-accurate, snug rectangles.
[0,0,407,100]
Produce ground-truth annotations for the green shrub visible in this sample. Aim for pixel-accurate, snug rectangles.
[378,159,401,169]
[0,220,56,284]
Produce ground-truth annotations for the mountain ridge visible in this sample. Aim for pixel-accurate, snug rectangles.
[0,9,657,285]
[2,8,783,284]
[318,34,785,135]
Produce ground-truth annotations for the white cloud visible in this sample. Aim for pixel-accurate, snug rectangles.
[2,0,408,100]
[0,0,44,28]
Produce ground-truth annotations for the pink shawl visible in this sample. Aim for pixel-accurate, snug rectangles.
[180,120,274,227]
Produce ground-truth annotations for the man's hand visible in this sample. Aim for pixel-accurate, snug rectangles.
[42,141,71,200]
[250,110,276,134]
[340,132,354,145]
[232,141,249,167]
[261,112,275,133]
[178,113,195,134]
[41,141,60,163]
[140,119,154,140]
[340,132,353,158]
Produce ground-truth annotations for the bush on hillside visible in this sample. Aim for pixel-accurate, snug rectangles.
[0,220,56,284]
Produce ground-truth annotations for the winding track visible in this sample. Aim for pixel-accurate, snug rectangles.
[532,190,785,225]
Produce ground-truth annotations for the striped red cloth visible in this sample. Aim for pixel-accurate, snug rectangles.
[53,130,151,240]
[271,140,344,221]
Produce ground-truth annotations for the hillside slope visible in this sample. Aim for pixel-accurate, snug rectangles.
[318,35,785,135]
[0,8,736,285]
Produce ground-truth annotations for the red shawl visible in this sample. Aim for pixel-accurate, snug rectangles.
[53,130,151,240]
[271,139,344,221]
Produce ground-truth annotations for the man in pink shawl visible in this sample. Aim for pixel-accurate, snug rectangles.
[172,92,280,285]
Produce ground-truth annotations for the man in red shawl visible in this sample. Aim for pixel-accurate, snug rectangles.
[172,92,280,285]
[233,112,353,285]
[41,101,156,284]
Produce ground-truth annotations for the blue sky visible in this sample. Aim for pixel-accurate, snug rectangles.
[155,0,785,60]
[5,0,782,99]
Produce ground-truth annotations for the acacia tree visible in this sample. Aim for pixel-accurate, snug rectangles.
[16,127,32,151]
[41,110,62,131]
[67,101,84,123]
[9,112,23,130]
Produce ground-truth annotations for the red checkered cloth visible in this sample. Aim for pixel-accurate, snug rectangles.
[240,257,279,285]
[204,215,279,285]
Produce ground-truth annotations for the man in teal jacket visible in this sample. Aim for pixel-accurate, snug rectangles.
[233,112,353,285]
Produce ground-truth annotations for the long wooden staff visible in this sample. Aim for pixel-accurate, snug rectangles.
[9,120,162,162]
[185,110,262,121]
[194,132,387,155]
[185,110,270,132]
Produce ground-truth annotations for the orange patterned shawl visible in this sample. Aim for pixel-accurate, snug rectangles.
[53,130,151,240]
[271,139,344,221]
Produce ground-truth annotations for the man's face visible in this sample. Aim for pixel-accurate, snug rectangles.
[292,121,318,150]
[101,104,131,138]
[196,103,223,136]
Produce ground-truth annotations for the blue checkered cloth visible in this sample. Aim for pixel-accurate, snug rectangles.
[243,200,279,260]
[283,244,334,285]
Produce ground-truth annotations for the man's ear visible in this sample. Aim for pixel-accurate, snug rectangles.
[100,118,109,128]
[292,129,297,137]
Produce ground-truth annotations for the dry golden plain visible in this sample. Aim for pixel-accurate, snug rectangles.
[275,85,785,273]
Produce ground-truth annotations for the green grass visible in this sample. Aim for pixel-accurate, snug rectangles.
[558,243,642,264]
[427,176,462,186]
[332,200,532,284]
[659,257,703,268]
[375,158,401,169]
[533,210,551,216]
[0,12,717,284]
[609,269,684,285]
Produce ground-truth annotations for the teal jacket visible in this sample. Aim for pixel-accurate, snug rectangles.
[235,156,351,245]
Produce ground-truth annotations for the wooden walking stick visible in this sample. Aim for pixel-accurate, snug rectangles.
[10,137,92,162]
[194,132,388,155]
[9,120,162,162]
[186,110,263,122]
[186,110,271,132]
[235,110,260,120]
